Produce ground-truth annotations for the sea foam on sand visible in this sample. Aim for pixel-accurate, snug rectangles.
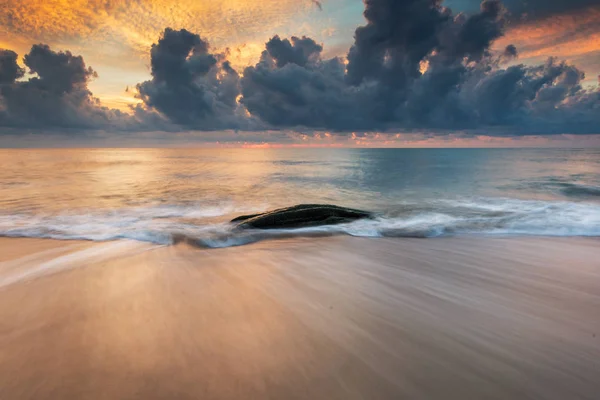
[0,236,599,399]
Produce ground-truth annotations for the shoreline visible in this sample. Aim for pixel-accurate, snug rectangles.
[1,231,599,248]
[1,236,599,399]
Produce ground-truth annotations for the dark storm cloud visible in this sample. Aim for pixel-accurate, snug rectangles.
[240,32,382,130]
[239,0,600,134]
[346,0,450,87]
[452,0,505,60]
[0,0,598,135]
[502,44,517,59]
[459,59,583,126]
[134,28,256,131]
[265,36,323,68]
[0,50,24,84]
[241,53,368,130]
[24,44,97,93]
[0,45,129,130]
[241,0,503,130]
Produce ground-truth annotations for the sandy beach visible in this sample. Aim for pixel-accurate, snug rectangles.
[0,236,599,399]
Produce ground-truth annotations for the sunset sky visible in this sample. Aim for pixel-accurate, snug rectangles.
[0,0,599,146]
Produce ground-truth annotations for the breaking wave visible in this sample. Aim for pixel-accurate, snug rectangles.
[1,198,599,248]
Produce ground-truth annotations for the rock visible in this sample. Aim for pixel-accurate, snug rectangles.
[231,204,373,230]
[230,213,263,223]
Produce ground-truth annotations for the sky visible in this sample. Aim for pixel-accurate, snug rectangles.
[0,0,599,147]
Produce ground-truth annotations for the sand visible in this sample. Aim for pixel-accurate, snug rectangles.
[0,236,599,399]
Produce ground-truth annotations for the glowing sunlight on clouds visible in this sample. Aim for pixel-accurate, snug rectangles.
[0,0,319,63]
[496,7,600,86]
[0,0,327,108]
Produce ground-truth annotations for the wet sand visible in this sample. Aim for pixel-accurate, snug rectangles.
[0,236,599,399]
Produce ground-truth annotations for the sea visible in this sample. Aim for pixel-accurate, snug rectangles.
[0,148,599,247]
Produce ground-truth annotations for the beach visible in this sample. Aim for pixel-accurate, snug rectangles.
[1,236,599,399]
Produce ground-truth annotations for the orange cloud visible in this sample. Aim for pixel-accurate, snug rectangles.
[0,0,317,60]
[495,7,600,85]
[1,0,326,108]
[497,8,600,57]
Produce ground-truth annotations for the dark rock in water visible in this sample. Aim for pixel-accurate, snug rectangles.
[232,204,373,230]
[230,213,264,223]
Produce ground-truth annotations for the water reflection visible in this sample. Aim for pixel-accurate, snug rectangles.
[1,148,599,213]
[0,148,599,243]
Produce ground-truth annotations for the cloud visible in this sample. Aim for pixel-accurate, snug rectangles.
[0,0,598,136]
[493,2,600,83]
[502,44,518,59]
[239,0,600,134]
[133,28,258,131]
[265,36,323,68]
[501,0,599,20]
[0,44,131,130]
[0,50,25,84]
[0,0,316,61]
[495,7,600,62]
[241,43,365,130]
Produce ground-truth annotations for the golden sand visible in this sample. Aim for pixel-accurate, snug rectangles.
[0,237,599,399]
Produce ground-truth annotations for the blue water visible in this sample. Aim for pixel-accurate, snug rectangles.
[0,148,599,246]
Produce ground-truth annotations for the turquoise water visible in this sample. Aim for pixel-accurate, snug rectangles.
[1,148,599,246]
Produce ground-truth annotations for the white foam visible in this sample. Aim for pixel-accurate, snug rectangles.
[0,198,599,247]
[0,241,154,289]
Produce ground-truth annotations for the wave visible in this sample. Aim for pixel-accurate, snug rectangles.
[559,183,600,198]
[0,198,599,248]
[510,177,600,199]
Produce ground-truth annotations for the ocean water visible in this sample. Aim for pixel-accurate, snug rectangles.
[0,148,599,247]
